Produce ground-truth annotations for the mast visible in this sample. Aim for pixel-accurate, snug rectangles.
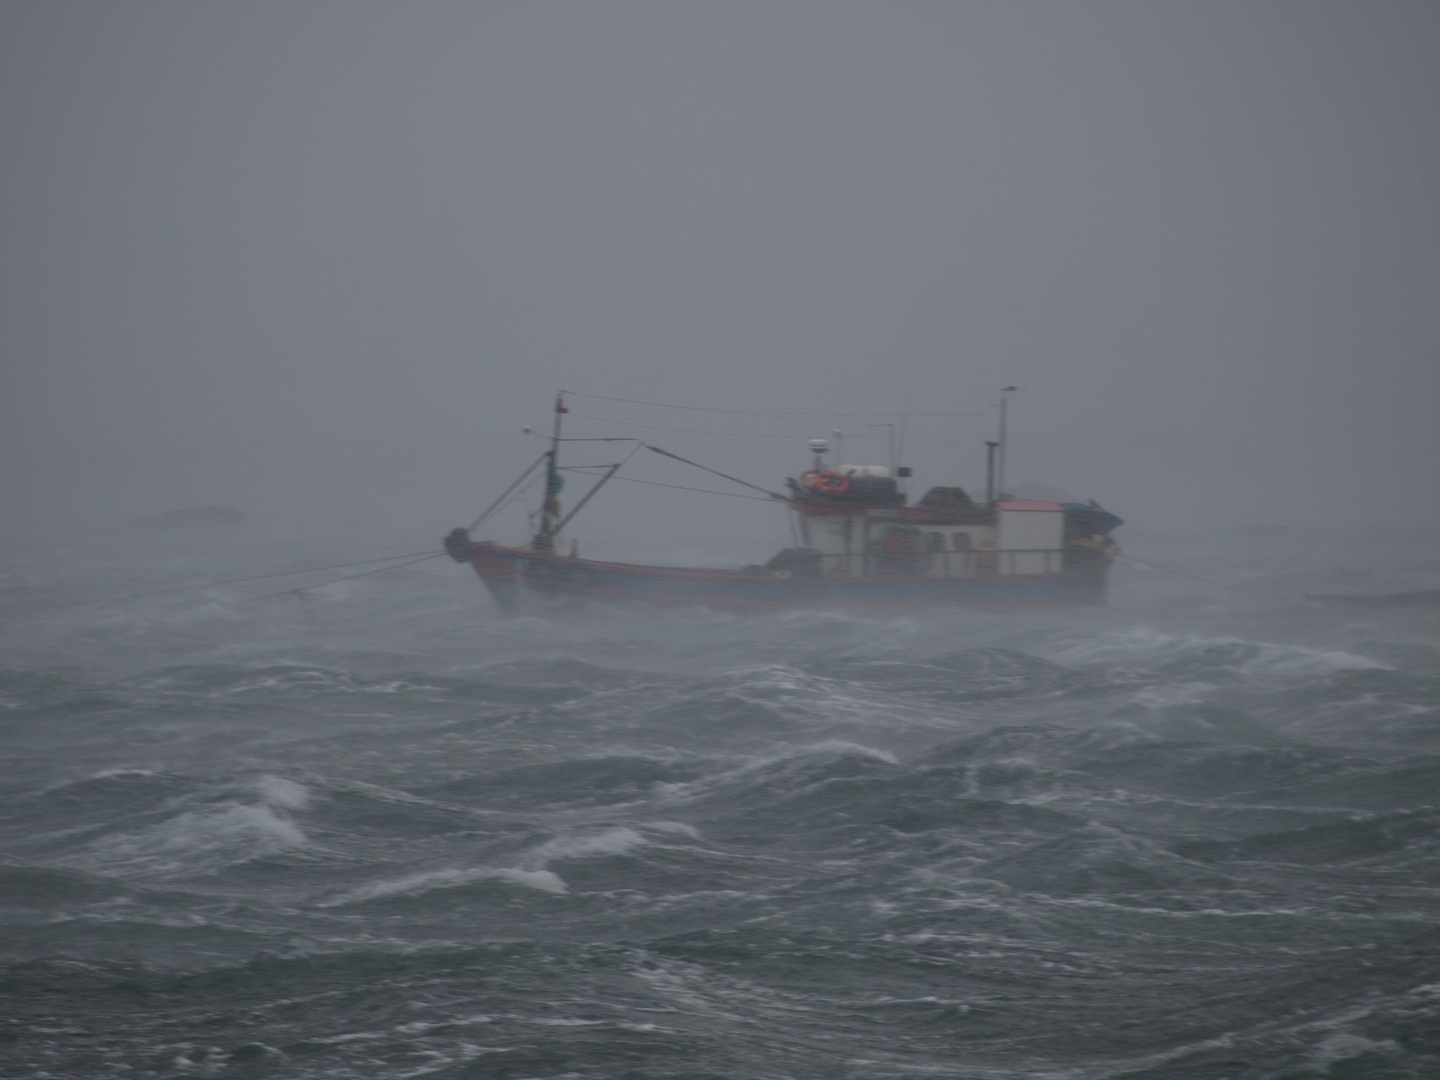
[533,391,567,553]
[996,386,1017,500]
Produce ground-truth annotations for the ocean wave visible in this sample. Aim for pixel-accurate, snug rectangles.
[6,531,1440,1077]
[326,866,569,904]
[323,828,658,907]
[525,826,649,864]
[60,802,308,878]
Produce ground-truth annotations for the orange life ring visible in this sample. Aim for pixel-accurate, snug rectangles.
[814,471,849,494]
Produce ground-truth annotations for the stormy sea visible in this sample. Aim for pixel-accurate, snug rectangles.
[3,528,1439,1080]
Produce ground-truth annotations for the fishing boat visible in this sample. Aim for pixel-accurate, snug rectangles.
[444,393,1122,613]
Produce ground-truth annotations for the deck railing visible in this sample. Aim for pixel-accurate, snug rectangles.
[806,548,1063,579]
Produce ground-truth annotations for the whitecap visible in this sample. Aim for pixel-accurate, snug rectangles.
[527,826,648,863]
[646,821,701,838]
[324,866,568,905]
[1307,1031,1398,1069]
[1239,643,1390,677]
[496,867,568,892]
[70,803,307,876]
[255,775,310,810]
[799,739,900,765]
[1045,625,1392,681]
[1131,681,1217,707]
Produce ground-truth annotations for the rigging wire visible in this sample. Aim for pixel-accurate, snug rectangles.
[646,445,790,501]
[554,439,647,533]
[488,475,545,527]
[566,412,880,440]
[467,452,548,531]
[565,470,781,503]
[929,404,994,469]
[564,390,987,419]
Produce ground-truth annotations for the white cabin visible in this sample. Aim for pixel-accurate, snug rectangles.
[795,500,1064,579]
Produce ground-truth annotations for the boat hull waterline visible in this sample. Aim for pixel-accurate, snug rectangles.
[457,542,1110,614]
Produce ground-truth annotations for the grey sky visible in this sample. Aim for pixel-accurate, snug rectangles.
[3,3,1437,558]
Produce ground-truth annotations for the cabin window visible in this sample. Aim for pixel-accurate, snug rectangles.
[952,533,971,552]
[926,532,945,553]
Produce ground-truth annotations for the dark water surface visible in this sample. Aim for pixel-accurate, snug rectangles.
[3,530,1439,1079]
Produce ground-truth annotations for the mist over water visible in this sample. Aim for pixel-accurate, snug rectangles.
[3,4,1438,538]
[3,3,1439,1077]
[3,528,1438,1078]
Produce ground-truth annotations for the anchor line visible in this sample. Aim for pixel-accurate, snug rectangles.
[6,550,444,617]
[272,553,445,599]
